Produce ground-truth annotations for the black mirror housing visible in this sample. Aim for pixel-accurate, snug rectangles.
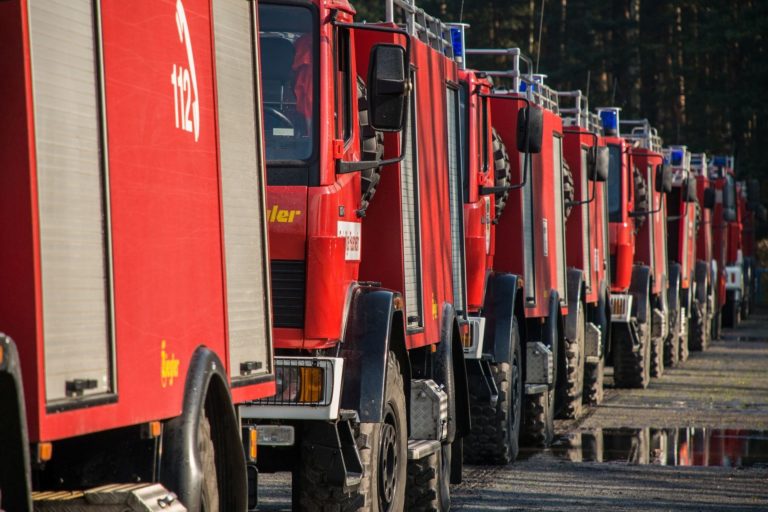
[703,187,716,209]
[655,165,673,194]
[367,44,408,132]
[723,207,737,222]
[589,146,609,182]
[516,106,543,154]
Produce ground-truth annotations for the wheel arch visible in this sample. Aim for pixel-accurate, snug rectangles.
[0,335,32,512]
[160,345,246,512]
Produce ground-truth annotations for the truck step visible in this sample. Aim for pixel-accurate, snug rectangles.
[407,439,441,460]
[33,483,186,511]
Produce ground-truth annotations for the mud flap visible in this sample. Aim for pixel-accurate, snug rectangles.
[466,359,499,407]
[301,415,363,493]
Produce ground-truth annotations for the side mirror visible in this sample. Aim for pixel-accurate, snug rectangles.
[723,208,737,222]
[684,177,698,203]
[655,165,673,194]
[589,146,610,182]
[367,44,408,132]
[516,106,543,154]
[703,187,716,209]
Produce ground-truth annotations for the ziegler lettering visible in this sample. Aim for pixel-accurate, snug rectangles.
[268,205,302,223]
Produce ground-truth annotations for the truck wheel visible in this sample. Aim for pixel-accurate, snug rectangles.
[406,451,440,512]
[522,388,554,447]
[678,313,690,363]
[632,167,648,234]
[689,298,708,351]
[583,357,604,406]
[613,304,651,389]
[651,333,665,378]
[491,128,512,220]
[198,412,220,512]
[558,302,584,419]
[464,317,522,464]
[562,160,575,219]
[664,308,680,368]
[297,352,406,512]
[363,353,407,512]
[357,77,384,214]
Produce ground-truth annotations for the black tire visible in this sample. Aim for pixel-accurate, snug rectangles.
[406,451,441,512]
[613,304,652,389]
[431,338,455,504]
[297,352,406,512]
[562,159,575,219]
[583,357,604,406]
[491,127,512,220]
[558,302,585,419]
[632,167,648,234]
[464,317,523,465]
[664,307,680,368]
[689,298,708,351]
[651,333,665,378]
[678,309,690,363]
[357,77,384,215]
[522,388,555,447]
[199,412,220,512]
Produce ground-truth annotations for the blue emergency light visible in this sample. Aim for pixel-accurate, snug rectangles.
[671,148,684,166]
[600,109,619,136]
[450,27,463,59]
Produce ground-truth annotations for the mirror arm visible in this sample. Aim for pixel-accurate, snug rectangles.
[480,185,511,195]
[566,175,597,207]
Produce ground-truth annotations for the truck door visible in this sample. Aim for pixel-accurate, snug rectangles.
[29,0,115,406]
[212,0,274,382]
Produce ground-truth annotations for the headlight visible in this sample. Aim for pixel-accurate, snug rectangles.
[273,359,330,405]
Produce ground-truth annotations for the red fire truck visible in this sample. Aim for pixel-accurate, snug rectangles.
[241,0,472,509]
[662,145,700,366]
[600,109,671,389]
[559,91,611,407]
[436,34,525,465]
[486,68,580,445]
[689,153,717,351]
[737,179,761,319]
[0,1,275,510]
[709,157,742,328]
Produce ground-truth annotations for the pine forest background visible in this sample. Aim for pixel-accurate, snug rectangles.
[353,0,767,185]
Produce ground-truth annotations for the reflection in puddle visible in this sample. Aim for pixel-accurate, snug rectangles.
[527,429,768,467]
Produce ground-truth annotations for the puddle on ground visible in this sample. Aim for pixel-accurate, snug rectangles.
[721,335,766,342]
[521,428,768,468]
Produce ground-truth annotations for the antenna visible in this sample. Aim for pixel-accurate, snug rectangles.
[535,0,546,73]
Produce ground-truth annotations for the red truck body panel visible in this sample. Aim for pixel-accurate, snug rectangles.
[563,128,608,305]
[0,0,275,443]
[494,99,568,317]
[633,148,668,295]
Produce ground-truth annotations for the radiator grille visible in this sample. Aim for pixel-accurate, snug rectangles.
[271,260,305,328]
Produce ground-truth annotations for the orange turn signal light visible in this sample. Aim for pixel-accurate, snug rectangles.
[249,428,258,461]
[299,367,323,403]
[38,442,53,462]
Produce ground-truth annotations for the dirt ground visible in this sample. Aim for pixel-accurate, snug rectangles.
[258,310,768,511]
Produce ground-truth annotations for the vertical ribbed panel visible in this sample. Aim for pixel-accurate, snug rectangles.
[213,0,272,379]
[580,147,591,289]
[553,136,567,301]
[30,0,113,403]
[521,153,536,302]
[647,166,657,275]
[446,88,465,312]
[402,87,422,327]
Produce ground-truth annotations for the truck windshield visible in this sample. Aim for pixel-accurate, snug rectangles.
[258,4,316,163]
[608,144,623,222]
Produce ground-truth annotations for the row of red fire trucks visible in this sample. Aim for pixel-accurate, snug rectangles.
[1,0,763,510]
